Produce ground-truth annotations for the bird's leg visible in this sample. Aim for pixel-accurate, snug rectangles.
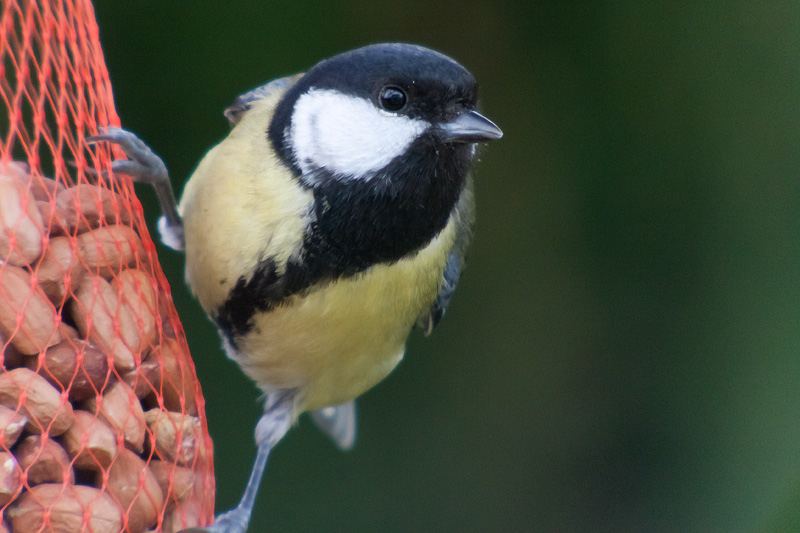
[86,127,185,251]
[180,390,295,533]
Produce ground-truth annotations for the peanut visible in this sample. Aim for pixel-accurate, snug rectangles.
[1,162,65,202]
[15,434,74,485]
[56,183,131,233]
[148,338,197,415]
[0,452,22,506]
[114,268,158,354]
[123,360,160,399]
[0,331,23,370]
[76,224,143,279]
[60,410,117,470]
[0,266,61,355]
[9,483,123,533]
[0,404,27,449]
[70,275,137,372]
[0,368,74,436]
[144,409,201,465]
[0,173,45,266]
[36,236,84,304]
[84,381,146,452]
[105,448,165,533]
[36,199,69,237]
[36,200,56,233]
[148,460,198,504]
[30,174,65,202]
[58,322,79,339]
[25,337,113,402]
[28,174,64,202]
[161,499,204,533]
[0,162,30,184]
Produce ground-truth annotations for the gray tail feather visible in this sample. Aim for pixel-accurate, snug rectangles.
[310,400,357,450]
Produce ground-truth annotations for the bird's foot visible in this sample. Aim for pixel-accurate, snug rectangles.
[86,126,185,250]
[177,507,252,533]
[86,126,168,185]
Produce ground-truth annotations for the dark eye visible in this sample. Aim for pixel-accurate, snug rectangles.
[379,86,407,112]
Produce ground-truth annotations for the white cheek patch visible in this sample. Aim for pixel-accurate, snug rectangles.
[290,89,428,180]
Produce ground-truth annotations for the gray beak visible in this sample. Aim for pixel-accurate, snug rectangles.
[441,110,503,143]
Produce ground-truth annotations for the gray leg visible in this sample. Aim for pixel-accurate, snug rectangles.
[86,127,185,250]
[180,390,294,533]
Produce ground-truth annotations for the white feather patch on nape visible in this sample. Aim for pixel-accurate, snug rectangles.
[290,88,429,181]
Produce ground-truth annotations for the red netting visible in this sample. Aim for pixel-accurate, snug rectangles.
[0,1,215,531]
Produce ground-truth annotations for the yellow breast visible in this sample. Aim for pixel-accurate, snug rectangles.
[232,222,455,412]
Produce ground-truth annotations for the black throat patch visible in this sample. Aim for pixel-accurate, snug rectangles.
[215,135,471,347]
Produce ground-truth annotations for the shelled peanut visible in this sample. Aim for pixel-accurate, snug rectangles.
[0,163,208,533]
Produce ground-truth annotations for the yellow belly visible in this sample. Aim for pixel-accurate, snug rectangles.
[227,224,454,413]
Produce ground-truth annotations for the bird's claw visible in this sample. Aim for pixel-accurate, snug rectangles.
[86,126,168,185]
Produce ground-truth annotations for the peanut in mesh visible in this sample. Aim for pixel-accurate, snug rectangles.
[0,164,204,533]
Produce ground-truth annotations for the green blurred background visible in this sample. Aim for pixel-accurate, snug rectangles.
[93,2,800,531]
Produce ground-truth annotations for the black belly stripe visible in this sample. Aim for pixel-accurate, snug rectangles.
[215,258,312,347]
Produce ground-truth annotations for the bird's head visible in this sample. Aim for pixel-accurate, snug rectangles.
[268,43,502,187]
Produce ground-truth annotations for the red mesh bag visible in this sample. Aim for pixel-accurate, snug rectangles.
[0,1,215,531]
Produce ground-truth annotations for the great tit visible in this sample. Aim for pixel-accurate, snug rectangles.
[91,42,501,532]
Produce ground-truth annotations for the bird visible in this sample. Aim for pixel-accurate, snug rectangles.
[89,42,502,532]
